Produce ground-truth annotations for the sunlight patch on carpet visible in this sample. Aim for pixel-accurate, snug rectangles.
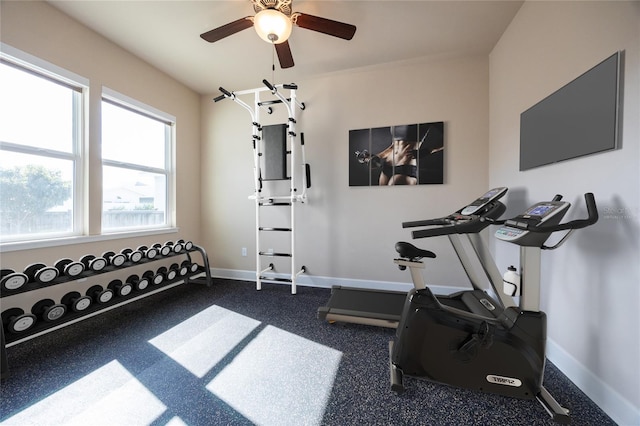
[149,305,261,378]
[1,360,166,426]
[206,325,342,426]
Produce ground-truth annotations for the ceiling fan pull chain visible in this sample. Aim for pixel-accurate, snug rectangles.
[271,45,276,84]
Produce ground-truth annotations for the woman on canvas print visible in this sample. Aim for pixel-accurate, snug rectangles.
[354,124,443,185]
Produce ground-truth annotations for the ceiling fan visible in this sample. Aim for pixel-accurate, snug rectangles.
[200,0,357,69]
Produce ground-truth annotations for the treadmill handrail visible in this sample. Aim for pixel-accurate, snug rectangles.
[411,201,506,239]
[402,218,450,228]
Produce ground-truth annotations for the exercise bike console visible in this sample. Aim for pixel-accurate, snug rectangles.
[496,193,598,248]
[496,201,569,245]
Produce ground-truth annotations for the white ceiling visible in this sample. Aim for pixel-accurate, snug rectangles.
[48,0,523,95]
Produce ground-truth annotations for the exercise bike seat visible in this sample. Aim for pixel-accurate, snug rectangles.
[395,242,436,261]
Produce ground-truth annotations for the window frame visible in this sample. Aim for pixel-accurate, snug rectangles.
[0,44,178,253]
[100,87,176,234]
[0,44,88,245]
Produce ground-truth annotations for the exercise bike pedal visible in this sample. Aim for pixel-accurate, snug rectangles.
[389,341,405,394]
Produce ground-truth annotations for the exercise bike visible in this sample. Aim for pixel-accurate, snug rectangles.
[389,193,598,424]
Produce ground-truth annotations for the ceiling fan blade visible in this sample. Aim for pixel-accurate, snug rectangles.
[294,13,356,40]
[200,17,254,43]
[275,41,295,69]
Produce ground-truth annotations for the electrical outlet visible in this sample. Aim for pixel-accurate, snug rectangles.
[242,247,247,257]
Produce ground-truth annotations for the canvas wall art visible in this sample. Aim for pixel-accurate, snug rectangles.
[349,122,444,186]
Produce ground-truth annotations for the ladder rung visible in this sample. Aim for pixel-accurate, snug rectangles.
[259,276,293,283]
[259,202,292,206]
[259,252,292,257]
[259,227,292,232]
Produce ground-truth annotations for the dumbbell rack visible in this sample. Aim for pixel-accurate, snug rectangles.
[1,244,212,379]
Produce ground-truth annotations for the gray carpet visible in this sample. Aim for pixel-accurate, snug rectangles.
[1,279,615,425]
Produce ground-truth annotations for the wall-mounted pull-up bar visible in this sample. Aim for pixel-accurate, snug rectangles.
[212,80,309,294]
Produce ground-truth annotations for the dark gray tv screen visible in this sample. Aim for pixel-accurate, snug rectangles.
[520,52,621,171]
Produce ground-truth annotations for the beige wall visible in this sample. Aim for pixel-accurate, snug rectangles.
[489,1,640,423]
[0,1,201,310]
[202,54,492,288]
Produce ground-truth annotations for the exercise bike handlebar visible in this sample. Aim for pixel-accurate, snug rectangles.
[505,193,598,233]
[409,201,506,239]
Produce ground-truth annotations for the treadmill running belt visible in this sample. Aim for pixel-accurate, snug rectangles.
[318,286,408,327]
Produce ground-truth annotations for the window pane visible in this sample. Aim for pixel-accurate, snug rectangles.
[102,166,166,231]
[0,62,75,153]
[101,101,166,169]
[0,152,74,238]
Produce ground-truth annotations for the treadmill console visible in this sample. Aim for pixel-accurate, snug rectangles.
[495,200,570,246]
[403,187,508,239]
[460,187,508,215]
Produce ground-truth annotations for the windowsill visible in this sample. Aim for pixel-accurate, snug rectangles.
[0,227,179,253]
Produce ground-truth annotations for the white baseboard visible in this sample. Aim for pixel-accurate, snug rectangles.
[209,267,456,295]
[209,268,639,425]
[546,339,639,426]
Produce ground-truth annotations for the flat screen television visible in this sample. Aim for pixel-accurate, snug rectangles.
[520,51,622,171]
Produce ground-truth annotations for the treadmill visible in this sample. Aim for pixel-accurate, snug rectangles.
[317,187,509,328]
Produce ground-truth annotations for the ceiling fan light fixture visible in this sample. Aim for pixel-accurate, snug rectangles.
[253,8,292,44]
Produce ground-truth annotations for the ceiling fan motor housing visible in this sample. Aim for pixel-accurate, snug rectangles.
[252,0,292,16]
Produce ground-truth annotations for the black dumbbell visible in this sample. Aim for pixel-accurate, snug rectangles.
[168,263,181,280]
[80,254,107,272]
[148,269,164,285]
[172,240,184,253]
[187,261,200,274]
[121,248,144,263]
[177,262,189,277]
[137,245,158,260]
[180,260,199,274]
[55,258,85,278]
[126,274,150,291]
[23,263,59,284]
[86,285,114,304]
[1,269,29,291]
[176,239,194,251]
[32,299,67,322]
[156,242,171,256]
[157,266,178,282]
[61,291,92,313]
[108,279,133,297]
[162,241,176,255]
[152,243,165,256]
[142,269,164,286]
[2,308,37,334]
[103,251,127,267]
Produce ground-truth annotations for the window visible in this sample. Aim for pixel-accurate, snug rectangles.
[101,89,174,232]
[0,45,175,248]
[0,50,86,243]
